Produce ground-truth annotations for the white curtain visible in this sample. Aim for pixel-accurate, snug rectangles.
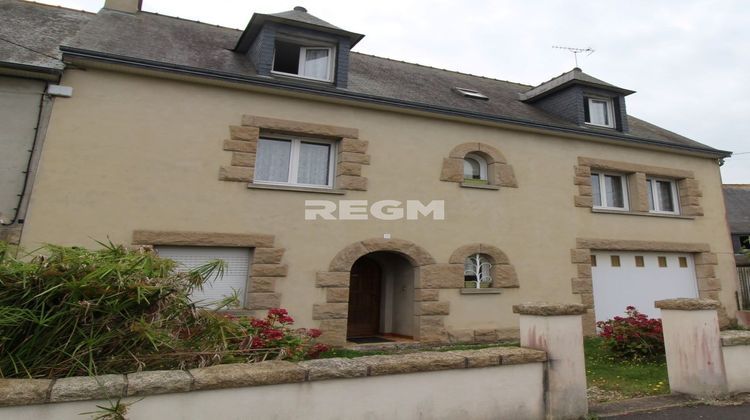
[297,142,330,185]
[605,175,624,207]
[255,139,291,182]
[302,48,330,79]
[657,181,674,211]
[590,100,609,126]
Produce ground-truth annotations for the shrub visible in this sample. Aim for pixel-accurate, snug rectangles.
[596,306,664,362]
[0,241,327,378]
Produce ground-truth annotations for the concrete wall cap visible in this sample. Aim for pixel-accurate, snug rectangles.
[512,302,587,316]
[654,298,720,310]
[720,330,750,347]
[0,346,547,406]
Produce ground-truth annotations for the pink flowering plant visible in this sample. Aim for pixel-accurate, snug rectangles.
[226,308,329,362]
[596,306,665,362]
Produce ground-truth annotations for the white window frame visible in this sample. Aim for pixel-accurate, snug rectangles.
[271,43,335,83]
[463,153,488,181]
[585,97,616,128]
[253,134,336,189]
[647,178,680,215]
[592,172,629,211]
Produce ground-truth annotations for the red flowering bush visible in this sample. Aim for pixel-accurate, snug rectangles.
[596,306,664,361]
[226,308,329,362]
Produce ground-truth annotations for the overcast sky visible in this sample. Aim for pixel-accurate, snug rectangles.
[39,0,750,183]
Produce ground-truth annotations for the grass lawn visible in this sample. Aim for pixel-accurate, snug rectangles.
[584,337,669,402]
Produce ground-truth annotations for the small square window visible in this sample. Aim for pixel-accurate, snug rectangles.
[679,257,688,268]
[591,255,597,267]
[585,97,615,128]
[591,172,629,210]
[635,256,644,267]
[658,256,668,268]
[647,178,679,214]
[739,235,750,250]
[610,255,621,267]
[254,135,336,189]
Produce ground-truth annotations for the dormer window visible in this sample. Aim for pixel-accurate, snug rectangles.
[585,97,615,128]
[272,40,334,82]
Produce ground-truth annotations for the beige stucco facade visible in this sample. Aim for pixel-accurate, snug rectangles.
[21,66,739,344]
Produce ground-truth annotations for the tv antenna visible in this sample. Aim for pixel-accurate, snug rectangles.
[552,46,595,67]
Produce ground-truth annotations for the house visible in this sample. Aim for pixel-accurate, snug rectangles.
[0,1,91,244]
[724,185,750,266]
[5,0,740,346]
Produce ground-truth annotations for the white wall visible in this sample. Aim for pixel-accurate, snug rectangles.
[723,345,750,393]
[374,252,414,336]
[0,364,544,420]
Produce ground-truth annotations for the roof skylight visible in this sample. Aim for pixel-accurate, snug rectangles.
[454,87,489,100]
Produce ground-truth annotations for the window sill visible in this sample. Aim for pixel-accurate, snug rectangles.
[591,208,694,220]
[460,288,502,295]
[460,182,500,190]
[248,183,346,195]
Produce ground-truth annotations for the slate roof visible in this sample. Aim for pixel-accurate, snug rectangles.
[0,1,729,156]
[724,185,750,233]
[0,0,92,73]
[519,67,635,102]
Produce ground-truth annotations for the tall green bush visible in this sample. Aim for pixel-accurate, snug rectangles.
[0,241,324,378]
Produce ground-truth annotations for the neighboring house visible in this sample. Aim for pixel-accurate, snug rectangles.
[6,0,740,346]
[724,185,750,267]
[0,1,91,244]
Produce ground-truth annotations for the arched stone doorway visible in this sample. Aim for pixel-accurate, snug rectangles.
[347,253,415,341]
[314,238,451,346]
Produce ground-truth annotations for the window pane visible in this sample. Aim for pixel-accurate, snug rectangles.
[604,175,624,208]
[297,142,331,185]
[255,139,291,182]
[589,100,608,126]
[464,158,480,179]
[302,48,330,79]
[657,181,674,211]
[273,41,301,74]
[591,174,601,206]
[647,180,655,210]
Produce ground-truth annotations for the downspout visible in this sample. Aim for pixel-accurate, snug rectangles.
[1,79,54,228]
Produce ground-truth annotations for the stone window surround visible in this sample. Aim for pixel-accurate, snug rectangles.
[440,142,518,189]
[574,156,703,217]
[219,115,370,192]
[131,230,287,313]
[570,238,724,335]
[448,243,520,289]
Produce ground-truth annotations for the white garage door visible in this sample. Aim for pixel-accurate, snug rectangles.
[156,246,250,308]
[592,252,698,322]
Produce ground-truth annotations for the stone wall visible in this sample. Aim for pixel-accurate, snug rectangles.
[721,330,750,394]
[0,347,547,420]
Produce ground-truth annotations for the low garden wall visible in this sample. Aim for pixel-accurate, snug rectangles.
[721,330,750,394]
[0,347,548,420]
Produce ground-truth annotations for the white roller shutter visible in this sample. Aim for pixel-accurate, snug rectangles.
[592,252,699,322]
[156,246,251,308]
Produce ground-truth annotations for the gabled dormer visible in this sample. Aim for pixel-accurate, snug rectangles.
[234,6,364,88]
[520,68,635,132]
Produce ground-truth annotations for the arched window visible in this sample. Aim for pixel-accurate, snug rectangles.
[464,253,493,288]
[463,153,488,182]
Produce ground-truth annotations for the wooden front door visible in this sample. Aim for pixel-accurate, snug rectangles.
[347,257,382,338]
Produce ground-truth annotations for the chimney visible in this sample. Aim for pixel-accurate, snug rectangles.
[104,0,142,13]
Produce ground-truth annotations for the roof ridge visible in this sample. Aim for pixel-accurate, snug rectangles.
[21,0,96,15]
[136,10,243,31]
[350,51,533,88]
